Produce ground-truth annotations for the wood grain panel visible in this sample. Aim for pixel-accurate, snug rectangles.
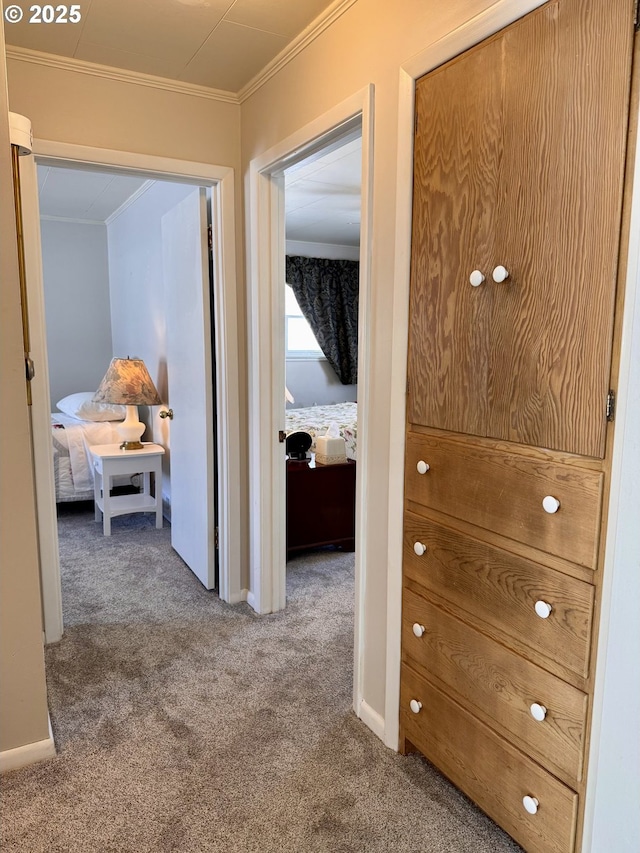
[402,590,587,783]
[401,667,579,853]
[489,0,634,456]
[407,37,501,435]
[405,432,603,568]
[403,511,594,680]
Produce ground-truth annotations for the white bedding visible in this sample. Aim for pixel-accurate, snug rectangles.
[285,401,358,460]
[51,414,123,500]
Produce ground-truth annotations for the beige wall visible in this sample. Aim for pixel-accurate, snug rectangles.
[0,27,50,753]
[6,59,239,165]
[241,0,496,716]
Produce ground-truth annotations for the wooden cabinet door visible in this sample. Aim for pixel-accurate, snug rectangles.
[489,0,634,457]
[407,36,502,436]
[408,0,634,457]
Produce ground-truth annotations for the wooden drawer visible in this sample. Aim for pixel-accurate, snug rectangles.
[403,512,594,679]
[405,432,603,568]
[402,588,587,783]
[401,666,579,853]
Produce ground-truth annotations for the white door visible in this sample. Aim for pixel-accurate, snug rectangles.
[162,188,217,589]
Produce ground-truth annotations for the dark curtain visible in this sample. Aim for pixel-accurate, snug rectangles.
[285,256,359,385]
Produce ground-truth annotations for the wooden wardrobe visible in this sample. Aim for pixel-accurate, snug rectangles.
[400,1,636,851]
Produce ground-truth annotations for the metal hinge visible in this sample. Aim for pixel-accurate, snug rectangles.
[215,526,219,549]
[606,390,616,422]
[207,223,213,256]
[279,430,287,443]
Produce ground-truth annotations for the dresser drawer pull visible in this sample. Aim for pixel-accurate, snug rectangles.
[522,795,539,815]
[409,699,423,714]
[542,495,561,514]
[412,623,426,638]
[469,269,486,287]
[413,541,427,556]
[534,600,553,619]
[530,703,547,722]
[416,460,430,475]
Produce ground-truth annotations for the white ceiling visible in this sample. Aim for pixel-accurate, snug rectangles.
[37,135,361,245]
[4,0,336,92]
[37,166,149,221]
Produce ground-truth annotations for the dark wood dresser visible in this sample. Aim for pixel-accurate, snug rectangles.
[286,455,356,556]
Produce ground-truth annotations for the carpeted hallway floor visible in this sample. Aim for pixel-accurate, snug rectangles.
[1,505,522,852]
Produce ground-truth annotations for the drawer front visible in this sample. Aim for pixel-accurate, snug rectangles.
[405,433,603,568]
[401,666,579,853]
[402,589,587,782]
[403,512,594,678]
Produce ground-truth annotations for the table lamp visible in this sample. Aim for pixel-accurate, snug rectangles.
[93,357,161,450]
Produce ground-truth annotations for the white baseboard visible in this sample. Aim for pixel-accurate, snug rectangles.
[246,589,257,611]
[226,587,249,605]
[358,699,386,742]
[0,714,56,773]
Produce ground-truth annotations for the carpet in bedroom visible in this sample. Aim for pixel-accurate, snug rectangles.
[1,504,522,853]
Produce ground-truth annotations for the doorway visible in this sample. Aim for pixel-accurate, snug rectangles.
[246,86,375,729]
[19,142,241,643]
[283,133,361,561]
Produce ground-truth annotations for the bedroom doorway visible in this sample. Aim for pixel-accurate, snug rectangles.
[283,134,361,561]
[18,143,241,643]
[247,86,374,729]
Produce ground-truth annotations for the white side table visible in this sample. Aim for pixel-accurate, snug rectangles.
[91,443,165,536]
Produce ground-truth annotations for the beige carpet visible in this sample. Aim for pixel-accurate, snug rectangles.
[1,504,522,852]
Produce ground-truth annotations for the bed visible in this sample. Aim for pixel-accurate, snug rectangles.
[285,401,358,460]
[51,392,129,502]
[284,401,358,556]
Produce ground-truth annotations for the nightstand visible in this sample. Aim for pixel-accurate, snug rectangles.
[286,454,356,556]
[91,443,165,536]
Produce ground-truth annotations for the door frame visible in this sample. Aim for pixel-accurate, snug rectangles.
[387,0,640,847]
[246,85,375,724]
[24,140,242,642]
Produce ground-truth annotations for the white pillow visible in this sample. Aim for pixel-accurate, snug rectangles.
[56,392,126,422]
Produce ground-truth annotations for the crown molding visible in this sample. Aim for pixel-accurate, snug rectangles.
[106,179,155,225]
[40,214,105,225]
[4,46,240,104]
[4,0,357,107]
[238,0,357,103]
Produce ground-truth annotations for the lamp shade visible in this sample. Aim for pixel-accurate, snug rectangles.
[92,357,161,406]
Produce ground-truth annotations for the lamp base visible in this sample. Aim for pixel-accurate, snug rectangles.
[119,440,144,451]
[116,405,146,450]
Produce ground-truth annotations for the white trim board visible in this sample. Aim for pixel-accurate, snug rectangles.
[0,715,56,773]
[24,141,242,645]
[385,2,640,851]
[246,85,374,732]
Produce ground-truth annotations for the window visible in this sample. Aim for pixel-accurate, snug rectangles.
[285,285,323,358]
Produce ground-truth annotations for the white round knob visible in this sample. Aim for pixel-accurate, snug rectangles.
[469,269,485,287]
[412,623,425,638]
[413,541,427,557]
[542,495,561,514]
[409,699,422,714]
[492,264,510,283]
[523,795,539,815]
[530,703,547,722]
[416,460,430,475]
[534,600,552,619]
